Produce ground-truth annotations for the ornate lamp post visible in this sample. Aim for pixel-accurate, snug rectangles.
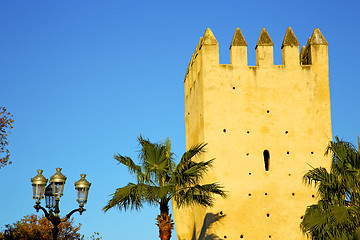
[31,168,91,240]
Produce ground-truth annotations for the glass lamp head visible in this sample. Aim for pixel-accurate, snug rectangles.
[74,174,91,205]
[45,184,55,209]
[49,168,67,197]
[31,170,48,200]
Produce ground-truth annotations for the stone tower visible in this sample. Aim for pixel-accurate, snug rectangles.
[173,27,332,240]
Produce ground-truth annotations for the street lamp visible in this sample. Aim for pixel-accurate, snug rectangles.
[31,168,91,240]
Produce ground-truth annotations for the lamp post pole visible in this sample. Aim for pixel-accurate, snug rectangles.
[31,169,91,240]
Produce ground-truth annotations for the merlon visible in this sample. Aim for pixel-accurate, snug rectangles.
[281,27,299,49]
[230,27,247,49]
[310,28,328,45]
[256,28,273,49]
[203,28,218,45]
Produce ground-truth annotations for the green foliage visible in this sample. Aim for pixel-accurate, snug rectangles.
[103,135,226,240]
[301,136,360,239]
[0,107,14,169]
[103,136,226,212]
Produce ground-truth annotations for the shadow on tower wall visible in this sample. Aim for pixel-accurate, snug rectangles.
[191,212,226,240]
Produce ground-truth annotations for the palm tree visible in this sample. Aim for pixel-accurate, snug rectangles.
[301,136,360,239]
[103,136,226,240]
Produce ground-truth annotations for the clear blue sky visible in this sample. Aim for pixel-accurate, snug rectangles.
[0,0,359,239]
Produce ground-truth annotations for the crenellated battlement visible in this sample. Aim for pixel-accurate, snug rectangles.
[185,27,328,81]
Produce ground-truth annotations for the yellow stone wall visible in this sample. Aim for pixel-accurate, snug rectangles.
[173,27,332,240]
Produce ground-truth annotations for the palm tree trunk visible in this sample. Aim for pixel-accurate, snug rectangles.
[156,201,174,240]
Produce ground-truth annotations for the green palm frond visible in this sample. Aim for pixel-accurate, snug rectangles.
[114,154,148,183]
[173,188,213,208]
[171,159,214,186]
[193,183,227,200]
[330,205,353,226]
[301,136,360,239]
[301,203,328,235]
[303,166,331,186]
[302,204,359,239]
[354,227,360,240]
[327,136,359,172]
[183,160,213,180]
[138,135,174,185]
[146,185,173,203]
[172,143,210,187]
[104,135,226,227]
[102,183,150,212]
[173,183,226,208]
[179,143,206,163]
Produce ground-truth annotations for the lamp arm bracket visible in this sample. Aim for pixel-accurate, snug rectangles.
[62,206,86,222]
[34,203,50,219]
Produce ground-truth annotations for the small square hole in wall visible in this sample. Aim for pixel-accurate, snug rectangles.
[292,193,295,196]
[224,236,227,239]
[240,235,244,239]
[285,131,288,134]
[267,213,270,217]
[265,193,268,195]
[267,110,270,113]
[249,172,251,175]
[246,153,249,156]
[248,193,251,196]
[312,195,315,198]
[301,216,304,219]
[311,152,314,154]
[288,173,291,176]
[269,235,272,238]
[247,131,250,134]
[220,211,223,215]
[223,129,226,133]
[233,86,236,90]
[287,151,290,154]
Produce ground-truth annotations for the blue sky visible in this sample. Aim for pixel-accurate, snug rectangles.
[0,1,359,239]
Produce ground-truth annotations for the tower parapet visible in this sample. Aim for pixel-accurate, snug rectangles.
[176,27,332,240]
[185,27,329,81]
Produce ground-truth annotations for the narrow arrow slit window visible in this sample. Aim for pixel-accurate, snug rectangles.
[264,150,270,171]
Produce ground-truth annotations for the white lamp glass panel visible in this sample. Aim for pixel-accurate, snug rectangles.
[39,184,46,198]
[32,184,38,199]
[53,182,64,196]
[45,195,55,208]
[76,187,88,204]
[32,184,46,199]
[45,195,49,208]
[84,191,88,203]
